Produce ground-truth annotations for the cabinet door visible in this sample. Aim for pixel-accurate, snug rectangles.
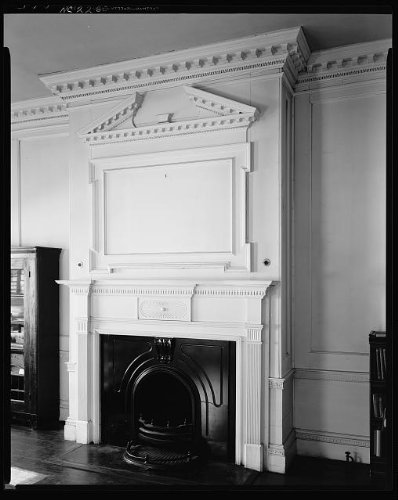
[11,255,37,417]
[10,257,28,412]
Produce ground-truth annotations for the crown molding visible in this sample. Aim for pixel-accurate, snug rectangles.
[11,95,69,130]
[296,38,391,91]
[79,85,259,145]
[39,27,310,104]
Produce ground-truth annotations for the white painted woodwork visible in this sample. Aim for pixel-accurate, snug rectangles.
[10,30,390,470]
[10,133,71,415]
[90,143,251,273]
[59,279,272,470]
[293,78,386,463]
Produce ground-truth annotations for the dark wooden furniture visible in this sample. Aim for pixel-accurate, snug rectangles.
[369,330,390,479]
[10,246,61,429]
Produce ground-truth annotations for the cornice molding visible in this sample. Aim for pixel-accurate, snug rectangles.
[11,96,69,129]
[296,38,391,91]
[39,27,310,103]
[294,368,369,383]
[79,86,259,146]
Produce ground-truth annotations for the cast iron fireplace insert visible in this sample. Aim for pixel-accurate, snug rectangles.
[101,335,236,469]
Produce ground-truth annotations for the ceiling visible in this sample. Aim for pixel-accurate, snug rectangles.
[4,13,392,103]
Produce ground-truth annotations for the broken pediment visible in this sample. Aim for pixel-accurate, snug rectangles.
[78,86,259,145]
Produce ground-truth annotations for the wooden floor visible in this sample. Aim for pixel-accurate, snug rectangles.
[6,424,389,492]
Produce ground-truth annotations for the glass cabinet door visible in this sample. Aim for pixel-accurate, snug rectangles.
[10,261,26,405]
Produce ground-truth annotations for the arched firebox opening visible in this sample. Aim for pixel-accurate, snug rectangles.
[124,366,206,468]
[101,335,235,470]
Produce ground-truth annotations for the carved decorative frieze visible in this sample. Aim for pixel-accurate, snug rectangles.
[39,27,310,103]
[138,299,190,321]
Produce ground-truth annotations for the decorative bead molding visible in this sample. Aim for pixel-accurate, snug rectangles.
[296,38,391,91]
[295,428,370,448]
[294,368,369,383]
[39,27,310,103]
[78,86,258,145]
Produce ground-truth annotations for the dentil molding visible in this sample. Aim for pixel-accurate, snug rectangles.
[78,86,259,145]
[296,38,391,91]
[57,280,273,299]
[11,96,69,128]
[39,27,310,104]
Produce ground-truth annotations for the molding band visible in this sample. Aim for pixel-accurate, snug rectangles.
[295,428,370,448]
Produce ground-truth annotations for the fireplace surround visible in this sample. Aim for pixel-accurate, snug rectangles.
[58,280,274,471]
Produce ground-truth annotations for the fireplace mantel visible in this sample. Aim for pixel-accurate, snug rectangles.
[58,278,274,471]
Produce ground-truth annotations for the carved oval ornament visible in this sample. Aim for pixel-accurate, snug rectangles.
[138,299,189,321]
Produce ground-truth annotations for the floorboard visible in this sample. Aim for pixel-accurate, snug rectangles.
[7,424,391,492]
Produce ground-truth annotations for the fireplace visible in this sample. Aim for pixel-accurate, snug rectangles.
[101,335,235,468]
[58,279,277,471]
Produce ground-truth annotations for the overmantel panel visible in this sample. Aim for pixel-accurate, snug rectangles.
[89,143,252,275]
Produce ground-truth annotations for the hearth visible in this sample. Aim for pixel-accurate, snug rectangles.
[101,335,236,469]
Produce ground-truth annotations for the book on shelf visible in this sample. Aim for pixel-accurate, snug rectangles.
[374,429,382,457]
[376,347,381,379]
[372,393,385,419]
[374,346,386,380]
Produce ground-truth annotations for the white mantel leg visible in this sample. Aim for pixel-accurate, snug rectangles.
[64,285,93,444]
[243,328,263,471]
[75,318,93,444]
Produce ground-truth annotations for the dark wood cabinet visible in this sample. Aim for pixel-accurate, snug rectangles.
[10,246,61,429]
[369,330,390,479]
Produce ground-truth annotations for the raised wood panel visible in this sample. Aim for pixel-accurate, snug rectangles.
[103,159,232,255]
[294,377,369,438]
[310,94,386,356]
[90,143,251,273]
[293,85,386,372]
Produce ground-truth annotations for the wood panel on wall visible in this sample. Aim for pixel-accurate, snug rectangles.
[11,134,70,419]
[293,80,386,461]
